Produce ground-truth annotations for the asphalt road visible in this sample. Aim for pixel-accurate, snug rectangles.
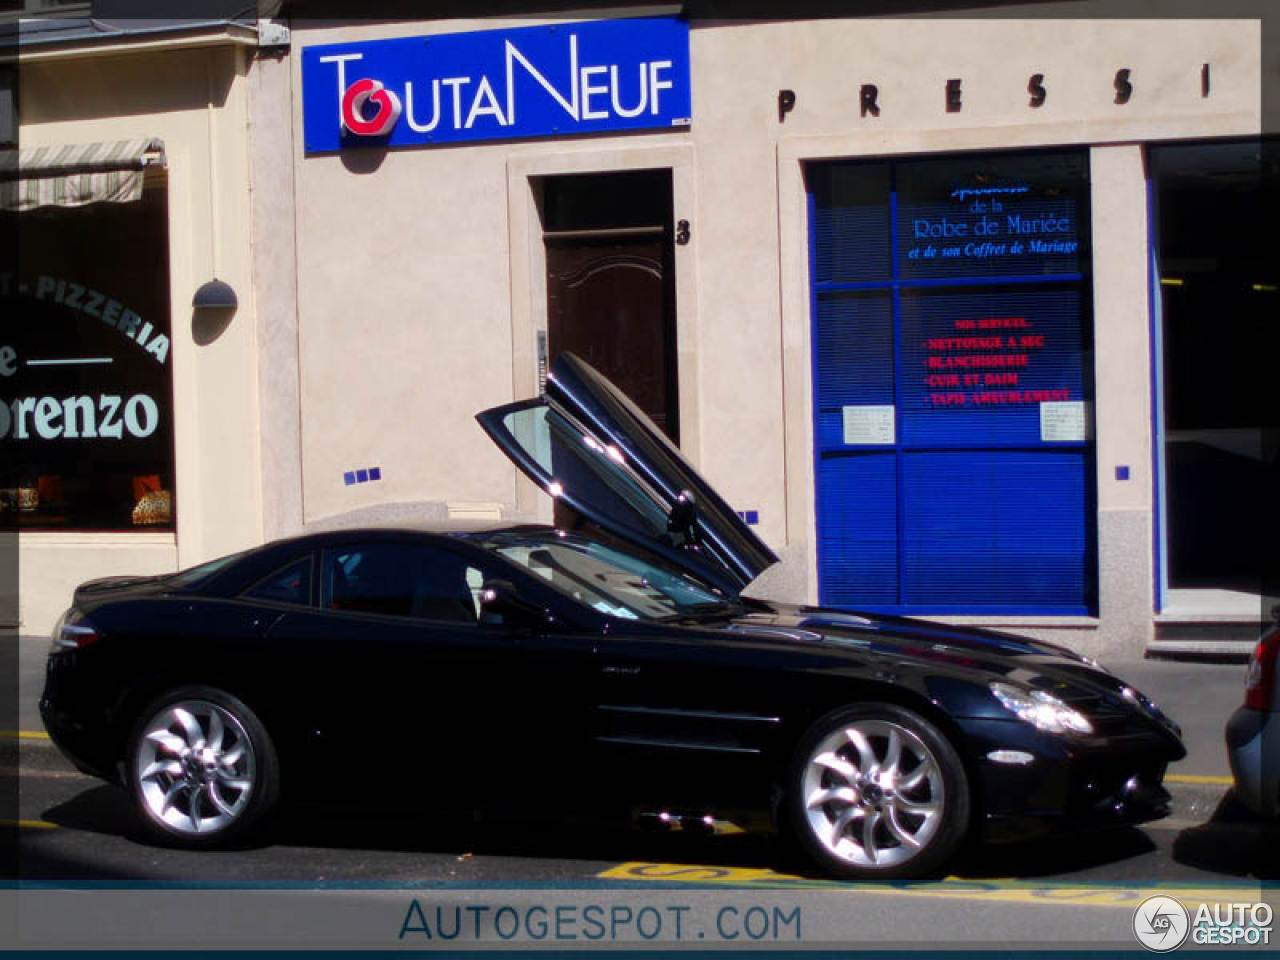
[4,752,1279,951]
[6,755,1276,884]
[4,636,1275,952]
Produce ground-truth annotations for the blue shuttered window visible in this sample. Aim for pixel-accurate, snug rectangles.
[809,151,1097,615]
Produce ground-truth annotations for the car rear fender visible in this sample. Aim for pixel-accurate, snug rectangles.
[106,673,296,788]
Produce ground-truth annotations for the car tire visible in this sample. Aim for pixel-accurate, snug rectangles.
[785,702,970,880]
[126,686,280,848]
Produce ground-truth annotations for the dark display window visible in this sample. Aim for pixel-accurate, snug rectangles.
[1151,139,1279,596]
[808,150,1095,614]
[1,183,174,530]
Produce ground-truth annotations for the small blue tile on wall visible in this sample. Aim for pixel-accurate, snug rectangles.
[344,466,383,485]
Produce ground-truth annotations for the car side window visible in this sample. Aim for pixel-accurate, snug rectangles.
[321,542,485,624]
[243,556,312,606]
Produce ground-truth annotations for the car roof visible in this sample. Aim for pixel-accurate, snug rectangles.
[182,521,559,597]
[279,520,554,549]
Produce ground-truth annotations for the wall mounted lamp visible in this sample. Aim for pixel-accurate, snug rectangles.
[192,278,238,310]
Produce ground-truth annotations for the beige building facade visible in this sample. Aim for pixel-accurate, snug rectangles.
[8,20,268,633]
[10,3,1276,659]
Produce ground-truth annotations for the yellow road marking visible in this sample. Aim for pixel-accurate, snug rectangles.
[0,819,57,830]
[599,862,1258,909]
[1166,774,1232,785]
[0,731,50,741]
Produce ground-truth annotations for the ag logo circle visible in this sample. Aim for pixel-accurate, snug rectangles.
[1133,895,1189,952]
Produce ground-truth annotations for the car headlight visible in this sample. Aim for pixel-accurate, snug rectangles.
[1121,685,1181,736]
[989,681,1094,736]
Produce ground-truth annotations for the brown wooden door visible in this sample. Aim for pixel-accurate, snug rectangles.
[541,169,679,445]
[545,228,679,443]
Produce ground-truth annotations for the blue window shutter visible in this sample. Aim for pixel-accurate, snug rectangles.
[901,451,1090,610]
[818,453,898,607]
[814,292,894,448]
[808,153,1097,616]
[809,163,892,284]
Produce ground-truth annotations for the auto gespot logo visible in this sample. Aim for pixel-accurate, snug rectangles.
[1132,896,1275,951]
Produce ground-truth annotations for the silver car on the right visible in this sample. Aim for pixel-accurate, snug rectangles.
[1226,612,1280,816]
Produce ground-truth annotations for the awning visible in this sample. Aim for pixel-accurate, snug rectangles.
[0,137,165,212]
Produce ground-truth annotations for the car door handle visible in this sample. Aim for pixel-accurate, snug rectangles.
[253,611,287,638]
[601,665,643,677]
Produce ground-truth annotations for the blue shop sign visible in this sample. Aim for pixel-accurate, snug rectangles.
[301,18,691,153]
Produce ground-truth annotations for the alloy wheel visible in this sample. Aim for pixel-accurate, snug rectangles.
[134,699,257,836]
[799,718,945,870]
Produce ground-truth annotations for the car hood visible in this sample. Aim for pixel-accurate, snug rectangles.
[720,602,1090,672]
[713,601,1183,743]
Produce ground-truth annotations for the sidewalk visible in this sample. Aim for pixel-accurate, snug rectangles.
[3,636,1248,802]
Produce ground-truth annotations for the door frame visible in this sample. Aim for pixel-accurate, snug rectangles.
[506,145,699,523]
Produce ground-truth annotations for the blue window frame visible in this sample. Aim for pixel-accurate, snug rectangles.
[808,150,1097,615]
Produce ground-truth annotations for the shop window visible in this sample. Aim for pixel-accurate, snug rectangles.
[1150,139,1279,597]
[2,179,174,531]
[808,150,1096,614]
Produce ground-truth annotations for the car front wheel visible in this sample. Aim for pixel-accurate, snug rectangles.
[127,687,279,847]
[787,703,970,880]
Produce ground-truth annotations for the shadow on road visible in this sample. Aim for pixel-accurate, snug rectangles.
[37,784,140,839]
[1172,791,1280,880]
[39,783,786,872]
[950,827,1157,879]
[23,779,1180,885]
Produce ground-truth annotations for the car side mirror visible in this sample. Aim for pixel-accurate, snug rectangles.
[480,579,548,629]
[666,490,700,548]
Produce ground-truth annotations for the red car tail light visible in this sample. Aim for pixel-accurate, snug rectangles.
[51,608,100,651]
[1243,624,1279,711]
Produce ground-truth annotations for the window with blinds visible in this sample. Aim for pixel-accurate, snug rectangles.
[808,150,1097,615]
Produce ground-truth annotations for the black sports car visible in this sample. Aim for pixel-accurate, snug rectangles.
[41,353,1185,880]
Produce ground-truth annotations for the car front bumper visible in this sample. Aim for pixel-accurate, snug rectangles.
[1226,706,1280,818]
[958,718,1183,843]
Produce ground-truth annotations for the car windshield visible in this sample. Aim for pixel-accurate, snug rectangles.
[167,551,247,589]
[482,532,738,621]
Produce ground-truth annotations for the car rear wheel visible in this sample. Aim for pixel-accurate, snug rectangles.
[127,687,279,847]
[787,703,970,880]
